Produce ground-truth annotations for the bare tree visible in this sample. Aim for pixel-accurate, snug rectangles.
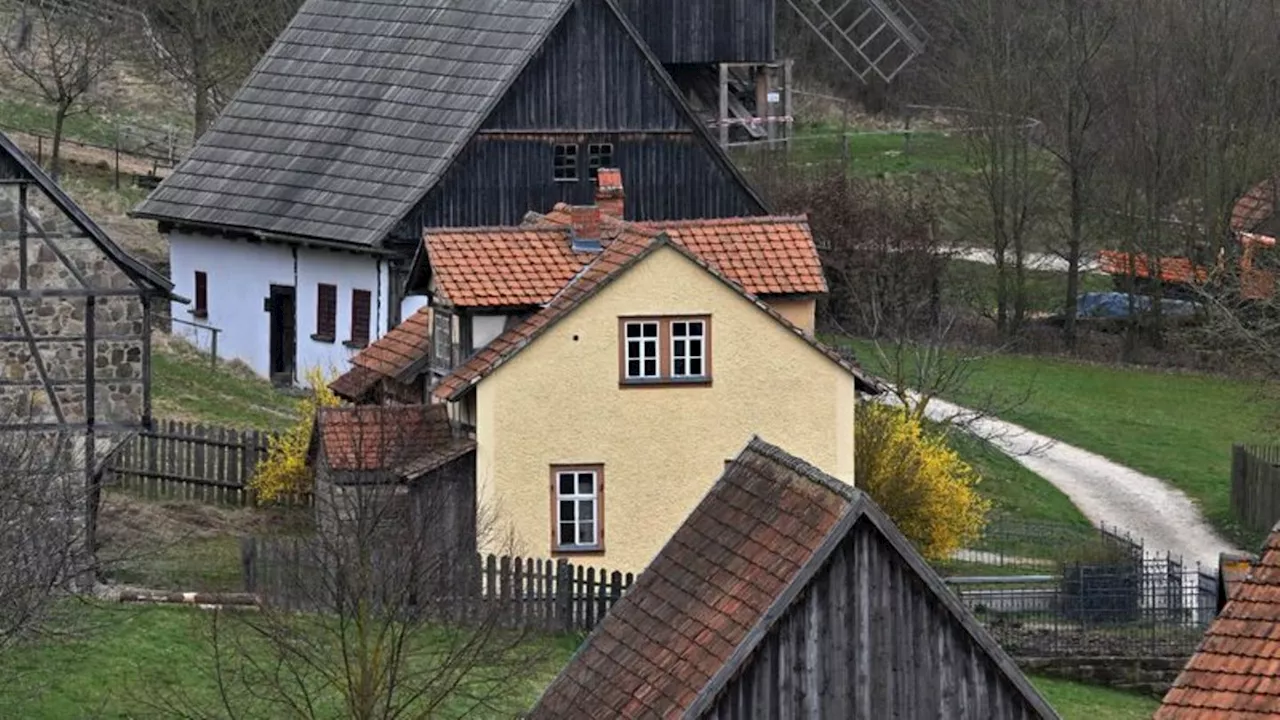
[942,0,1055,339]
[1039,0,1117,348]
[132,0,300,136]
[0,404,96,654]
[0,0,123,177]
[159,406,551,719]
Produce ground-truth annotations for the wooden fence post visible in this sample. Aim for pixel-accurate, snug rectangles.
[556,559,572,633]
[241,537,257,593]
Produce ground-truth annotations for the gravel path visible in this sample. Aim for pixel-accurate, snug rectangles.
[951,247,1104,275]
[920,397,1240,569]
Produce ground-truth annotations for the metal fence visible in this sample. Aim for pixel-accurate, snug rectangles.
[940,516,1219,658]
[1231,444,1280,536]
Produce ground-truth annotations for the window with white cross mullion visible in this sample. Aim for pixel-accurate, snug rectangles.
[670,319,706,378]
[556,469,599,550]
[624,320,659,379]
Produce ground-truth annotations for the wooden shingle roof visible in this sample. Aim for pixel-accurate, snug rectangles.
[1157,528,1280,718]
[133,0,574,246]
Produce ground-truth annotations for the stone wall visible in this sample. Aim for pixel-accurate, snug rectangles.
[1018,656,1186,698]
[0,188,147,428]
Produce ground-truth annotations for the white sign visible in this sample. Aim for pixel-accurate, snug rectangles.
[767,91,781,103]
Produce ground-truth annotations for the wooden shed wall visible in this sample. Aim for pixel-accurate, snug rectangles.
[700,520,1051,720]
[616,0,776,64]
[399,0,763,236]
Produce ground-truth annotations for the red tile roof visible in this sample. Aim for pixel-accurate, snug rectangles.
[425,208,826,309]
[431,230,877,402]
[528,438,853,718]
[314,404,473,480]
[1232,178,1280,233]
[1157,531,1280,718]
[640,216,827,295]
[329,306,432,400]
[425,227,598,307]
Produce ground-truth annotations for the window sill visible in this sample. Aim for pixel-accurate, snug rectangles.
[187,309,208,320]
[343,340,368,350]
[553,545,605,556]
[310,333,335,344]
[620,376,712,388]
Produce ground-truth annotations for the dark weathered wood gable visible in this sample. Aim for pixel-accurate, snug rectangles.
[137,0,767,251]
[693,507,1059,719]
[401,0,768,236]
[615,0,776,64]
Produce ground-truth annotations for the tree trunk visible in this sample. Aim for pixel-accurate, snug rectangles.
[1064,174,1084,349]
[50,103,69,180]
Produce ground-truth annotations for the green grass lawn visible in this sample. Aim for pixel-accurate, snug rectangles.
[953,354,1274,545]
[0,605,1160,719]
[1031,675,1160,720]
[152,340,302,431]
[845,335,1276,545]
[0,95,190,153]
[735,124,975,176]
[0,605,578,719]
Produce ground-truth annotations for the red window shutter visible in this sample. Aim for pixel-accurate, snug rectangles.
[316,284,336,340]
[350,289,371,347]
[194,271,208,317]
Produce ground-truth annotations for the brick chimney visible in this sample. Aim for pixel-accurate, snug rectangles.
[569,205,602,253]
[595,168,625,219]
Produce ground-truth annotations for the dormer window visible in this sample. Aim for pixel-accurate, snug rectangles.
[619,316,711,386]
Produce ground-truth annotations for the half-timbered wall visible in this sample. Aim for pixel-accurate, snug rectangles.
[616,0,776,64]
[399,0,763,236]
[0,184,148,434]
[701,519,1053,720]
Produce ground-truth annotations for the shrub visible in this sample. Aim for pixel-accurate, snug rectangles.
[855,403,990,561]
[252,367,340,503]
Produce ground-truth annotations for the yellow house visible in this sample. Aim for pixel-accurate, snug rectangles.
[425,208,877,573]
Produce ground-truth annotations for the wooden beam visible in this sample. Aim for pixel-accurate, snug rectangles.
[719,63,730,148]
[0,288,148,298]
[0,334,142,343]
[10,297,65,424]
[18,183,27,290]
[85,295,95,428]
[18,205,89,287]
[142,295,152,430]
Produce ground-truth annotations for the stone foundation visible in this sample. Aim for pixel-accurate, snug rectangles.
[1018,656,1186,698]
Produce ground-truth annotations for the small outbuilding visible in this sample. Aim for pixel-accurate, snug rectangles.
[528,437,1060,719]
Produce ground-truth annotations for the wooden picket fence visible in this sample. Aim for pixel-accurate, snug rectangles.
[241,537,635,633]
[1232,444,1280,535]
[103,419,285,506]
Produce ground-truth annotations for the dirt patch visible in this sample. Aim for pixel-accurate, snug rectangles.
[98,490,309,550]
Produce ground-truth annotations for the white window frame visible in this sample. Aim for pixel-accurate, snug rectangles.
[555,468,599,550]
[669,319,707,378]
[623,320,660,380]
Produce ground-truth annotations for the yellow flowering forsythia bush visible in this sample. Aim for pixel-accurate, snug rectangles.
[251,367,341,503]
[855,403,990,561]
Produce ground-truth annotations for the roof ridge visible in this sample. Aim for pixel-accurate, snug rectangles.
[427,224,569,235]
[642,215,810,228]
[743,437,859,501]
[685,445,1060,719]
